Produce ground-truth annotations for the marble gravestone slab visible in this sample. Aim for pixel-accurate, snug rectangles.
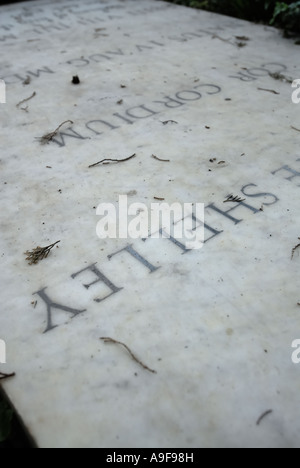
[0,0,300,449]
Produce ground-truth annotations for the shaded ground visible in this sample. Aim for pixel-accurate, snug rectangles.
[165,0,300,33]
[0,389,34,448]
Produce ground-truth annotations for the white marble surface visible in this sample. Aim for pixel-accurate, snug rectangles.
[0,0,300,448]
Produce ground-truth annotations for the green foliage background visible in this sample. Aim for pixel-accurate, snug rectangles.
[165,1,300,32]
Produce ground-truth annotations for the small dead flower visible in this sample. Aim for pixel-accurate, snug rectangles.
[269,72,293,84]
[37,120,73,145]
[25,241,60,265]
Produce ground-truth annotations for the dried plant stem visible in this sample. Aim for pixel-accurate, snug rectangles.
[256,410,273,426]
[16,91,36,108]
[291,239,300,260]
[100,337,157,374]
[212,34,232,44]
[38,120,73,145]
[291,126,300,133]
[257,88,280,95]
[269,72,293,83]
[0,372,15,381]
[161,120,178,125]
[89,154,136,168]
[152,154,170,162]
[25,240,60,265]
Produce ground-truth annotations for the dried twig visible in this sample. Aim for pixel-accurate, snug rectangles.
[224,195,245,203]
[257,88,280,95]
[235,36,249,41]
[37,120,74,145]
[100,337,157,374]
[212,34,232,44]
[89,153,136,168]
[256,410,273,426]
[25,241,60,265]
[161,120,178,125]
[269,72,293,84]
[0,372,15,381]
[152,154,170,162]
[16,91,36,108]
[291,238,300,260]
[291,126,300,133]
